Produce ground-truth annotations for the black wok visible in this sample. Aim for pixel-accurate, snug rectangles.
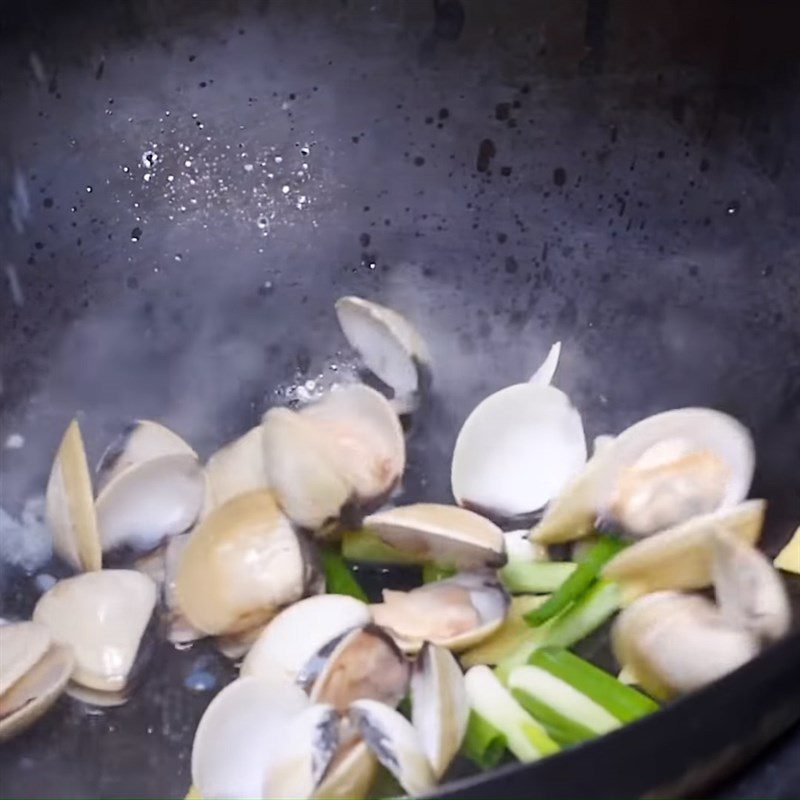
[1,1,799,797]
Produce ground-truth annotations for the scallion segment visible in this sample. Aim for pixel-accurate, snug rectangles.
[321,548,368,602]
[500,560,577,594]
[527,647,658,722]
[524,536,626,627]
[462,711,507,769]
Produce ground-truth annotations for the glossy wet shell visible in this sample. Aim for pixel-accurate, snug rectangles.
[176,490,316,635]
[203,426,269,514]
[241,594,371,683]
[363,503,506,570]
[45,419,102,572]
[0,644,73,742]
[33,569,157,692]
[0,621,51,697]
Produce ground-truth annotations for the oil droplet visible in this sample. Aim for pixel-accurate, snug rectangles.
[85,186,93,193]
[257,216,269,230]
[726,200,740,215]
[131,226,142,242]
[141,150,158,169]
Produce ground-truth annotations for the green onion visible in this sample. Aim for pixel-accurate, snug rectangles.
[422,563,457,584]
[524,536,626,627]
[509,665,620,746]
[321,548,368,602]
[462,711,507,769]
[464,665,559,762]
[500,561,577,594]
[495,580,621,682]
[340,529,426,565]
[527,647,658,723]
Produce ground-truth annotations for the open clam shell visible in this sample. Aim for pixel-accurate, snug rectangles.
[203,426,269,515]
[0,621,51,697]
[261,703,341,800]
[45,419,102,572]
[242,594,371,684]
[410,642,469,779]
[595,407,755,537]
[612,591,760,700]
[349,699,436,797]
[96,420,196,491]
[263,385,404,533]
[528,341,561,386]
[371,572,510,653]
[96,452,205,560]
[176,491,320,636]
[364,503,506,570]
[0,636,73,743]
[602,499,765,600]
[33,569,157,693]
[306,624,410,711]
[451,383,587,522]
[191,676,310,800]
[313,738,377,800]
[711,531,790,643]
[335,296,432,413]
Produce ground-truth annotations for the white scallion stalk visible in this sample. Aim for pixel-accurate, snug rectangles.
[463,665,559,762]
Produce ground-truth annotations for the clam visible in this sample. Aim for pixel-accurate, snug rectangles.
[191,676,310,799]
[262,703,341,799]
[242,594,371,684]
[45,419,102,572]
[215,626,266,661]
[33,570,157,697]
[349,699,436,796]
[533,407,755,544]
[774,525,800,575]
[334,296,432,414]
[263,385,404,533]
[451,383,587,522]
[711,531,790,643]
[96,452,205,561]
[371,572,510,653]
[528,341,561,386]
[163,533,205,644]
[96,420,196,490]
[176,491,321,636]
[313,738,377,800]
[304,624,410,711]
[363,503,506,570]
[596,409,754,537]
[0,622,73,742]
[410,642,469,779]
[203,426,269,514]
[602,499,765,600]
[612,591,760,700]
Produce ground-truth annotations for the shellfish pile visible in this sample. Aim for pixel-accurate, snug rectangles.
[1,296,794,798]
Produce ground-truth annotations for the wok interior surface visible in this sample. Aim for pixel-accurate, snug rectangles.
[0,0,799,797]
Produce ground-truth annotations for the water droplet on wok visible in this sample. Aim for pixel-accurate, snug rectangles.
[141,150,158,169]
[131,227,142,241]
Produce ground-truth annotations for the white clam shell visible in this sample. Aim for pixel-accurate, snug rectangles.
[176,491,317,636]
[452,383,587,519]
[528,341,561,386]
[33,570,156,692]
[203,426,269,515]
[602,499,766,599]
[191,676,310,800]
[96,453,205,558]
[45,419,101,572]
[242,594,370,684]
[263,385,404,532]
[349,699,435,797]
[595,407,755,537]
[96,420,196,491]
[335,296,431,406]
[0,621,51,697]
[312,738,377,800]
[0,641,73,742]
[410,642,469,779]
[262,703,340,800]
[711,531,790,643]
[612,591,760,700]
[364,503,506,570]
